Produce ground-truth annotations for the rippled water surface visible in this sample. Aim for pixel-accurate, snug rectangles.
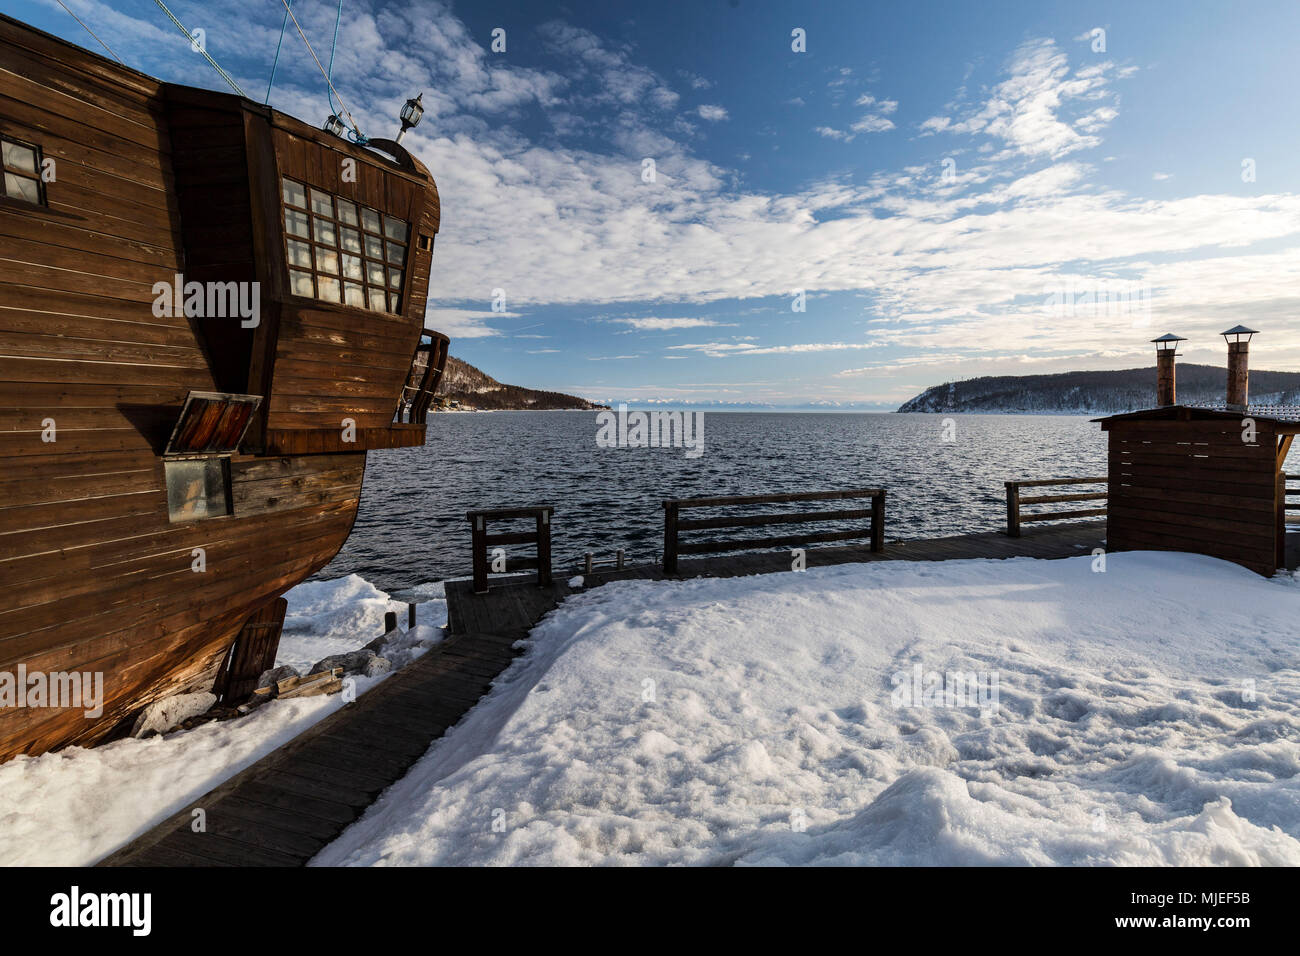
[320,411,1112,594]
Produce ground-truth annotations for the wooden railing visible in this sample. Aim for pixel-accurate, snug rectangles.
[662,488,885,574]
[1005,477,1107,537]
[466,506,553,593]
[396,329,450,425]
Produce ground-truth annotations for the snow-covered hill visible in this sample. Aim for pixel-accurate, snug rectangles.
[898,364,1300,414]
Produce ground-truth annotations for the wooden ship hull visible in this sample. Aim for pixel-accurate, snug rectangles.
[0,15,449,760]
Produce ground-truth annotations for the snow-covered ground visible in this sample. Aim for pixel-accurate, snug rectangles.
[0,575,445,867]
[316,553,1300,866]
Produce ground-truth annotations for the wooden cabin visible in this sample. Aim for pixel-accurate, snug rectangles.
[1097,405,1298,576]
[0,15,449,759]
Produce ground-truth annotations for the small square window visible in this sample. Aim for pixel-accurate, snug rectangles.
[383,216,408,242]
[366,260,386,285]
[165,458,231,522]
[341,254,364,280]
[316,276,341,302]
[289,269,315,296]
[418,234,433,252]
[312,217,336,246]
[389,294,401,314]
[285,209,309,238]
[315,247,339,274]
[286,239,313,268]
[281,178,306,208]
[367,288,387,311]
[361,207,382,234]
[385,241,405,266]
[340,227,362,254]
[2,141,36,174]
[336,199,358,226]
[388,269,402,289]
[344,282,366,307]
[310,188,333,217]
[364,234,384,259]
[4,173,40,204]
[1,137,44,207]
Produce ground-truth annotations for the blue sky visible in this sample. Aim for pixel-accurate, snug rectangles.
[22,0,1300,407]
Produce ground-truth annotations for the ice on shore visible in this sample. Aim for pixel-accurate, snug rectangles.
[315,552,1300,867]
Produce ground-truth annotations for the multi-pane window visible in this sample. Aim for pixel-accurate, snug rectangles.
[1,137,43,205]
[280,177,407,314]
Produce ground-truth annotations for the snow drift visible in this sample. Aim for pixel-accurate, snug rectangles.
[317,552,1300,866]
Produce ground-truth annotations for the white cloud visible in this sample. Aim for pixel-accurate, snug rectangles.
[85,3,1300,380]
[614,317,735,331]
[696,104,729,122]
[422,308,518,338]
[928,38,1129,159]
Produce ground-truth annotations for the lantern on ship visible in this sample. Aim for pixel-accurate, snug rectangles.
[397,93,424,143]
[323,113,346,138]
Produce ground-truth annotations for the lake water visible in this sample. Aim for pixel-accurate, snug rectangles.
[320,411,1113,595]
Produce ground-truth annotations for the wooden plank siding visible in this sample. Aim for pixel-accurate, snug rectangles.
[0,14,443,760]
[1105,418,1282,575]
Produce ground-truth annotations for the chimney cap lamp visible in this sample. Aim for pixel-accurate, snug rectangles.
[1221,325,1258,344]
[1151,332,1186,353]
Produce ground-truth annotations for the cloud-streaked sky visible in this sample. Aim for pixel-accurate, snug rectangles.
[22,0,1300,406]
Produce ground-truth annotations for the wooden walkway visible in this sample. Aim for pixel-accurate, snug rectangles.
[99,627,522,867]
[105,517,1236,867]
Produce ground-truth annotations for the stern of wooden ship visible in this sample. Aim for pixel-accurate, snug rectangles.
[0,14,448,759]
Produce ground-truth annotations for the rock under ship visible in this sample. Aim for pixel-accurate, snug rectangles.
[0,14,449,759]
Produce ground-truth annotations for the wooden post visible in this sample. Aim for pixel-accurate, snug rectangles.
[384,611,397,634]
[616,549,624,570]
[1005,482,1021,537]
[536,509,552,588]
[471,513,488,593]
[408,602,417,628]
[663,501,679,574]
[584,552,593,575]
[870,489,885,552]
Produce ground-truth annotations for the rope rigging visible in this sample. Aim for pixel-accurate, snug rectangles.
[52,0,369,144]
[275,0,369,143]
[53,0,124,64]
[149,0,248,97]
[265,0,293,104]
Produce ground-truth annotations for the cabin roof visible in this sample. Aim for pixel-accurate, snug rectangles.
[1092,403,1300,430]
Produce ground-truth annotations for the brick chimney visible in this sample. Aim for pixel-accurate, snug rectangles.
[1151,333,1185,407]
[1221,325,1257,411]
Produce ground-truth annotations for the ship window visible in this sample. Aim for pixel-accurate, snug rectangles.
[280,176,407,314]
[1,137,44,206]
[164,457,232,522]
